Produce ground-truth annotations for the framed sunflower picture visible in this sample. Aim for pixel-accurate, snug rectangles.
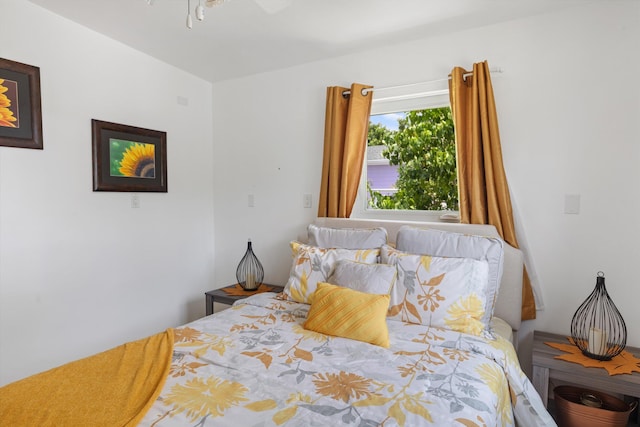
[0,58,43,149]
[91,119,167,192]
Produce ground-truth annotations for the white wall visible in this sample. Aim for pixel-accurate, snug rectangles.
[0,0,214,385]
[212,1,640,373]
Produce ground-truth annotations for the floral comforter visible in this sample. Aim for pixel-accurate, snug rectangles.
[139,293,554,426]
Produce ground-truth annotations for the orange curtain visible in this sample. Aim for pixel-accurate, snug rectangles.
[449,61,536,321]
[317,83,373,218]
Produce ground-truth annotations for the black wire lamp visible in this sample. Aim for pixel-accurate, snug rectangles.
[236,239,264,291]
[570,271,627,361]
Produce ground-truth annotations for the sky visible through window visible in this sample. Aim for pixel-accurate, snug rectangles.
[370,112,405,131]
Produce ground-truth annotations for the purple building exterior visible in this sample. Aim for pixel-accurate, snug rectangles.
[367,164,399,195]
[367,145,398,196]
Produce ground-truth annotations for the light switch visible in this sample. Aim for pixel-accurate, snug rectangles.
[564,194,580,214]
[248,194,255,207]
[303,194,312,208]
[131,194,140,208]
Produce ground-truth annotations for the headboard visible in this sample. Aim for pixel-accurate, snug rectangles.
[313,217,524,333]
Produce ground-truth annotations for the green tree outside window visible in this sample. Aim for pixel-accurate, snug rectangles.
[367,107,458,211]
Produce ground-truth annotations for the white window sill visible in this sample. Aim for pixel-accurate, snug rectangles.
[350,209,460,224]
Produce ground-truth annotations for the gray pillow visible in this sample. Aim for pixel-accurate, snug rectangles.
[307,224,387,249]
[327,259,396,295]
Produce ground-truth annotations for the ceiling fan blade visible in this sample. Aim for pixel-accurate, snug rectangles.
[205,0,224,8]
[253,0,292,14]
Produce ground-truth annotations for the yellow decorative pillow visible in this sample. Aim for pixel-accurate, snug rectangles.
[303,282,391,348]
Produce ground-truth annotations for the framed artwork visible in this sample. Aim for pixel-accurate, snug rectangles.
[0,58,43,149]
[91,119,167,192]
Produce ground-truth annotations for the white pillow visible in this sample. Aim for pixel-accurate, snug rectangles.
[283,242,380,304]
[381,245,491,335]
[327,259,396,295]
[307,224,387,249]
[395,226,504,327]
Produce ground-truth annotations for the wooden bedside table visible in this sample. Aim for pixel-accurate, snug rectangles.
[532,330,640,408]
[205,284,284,315]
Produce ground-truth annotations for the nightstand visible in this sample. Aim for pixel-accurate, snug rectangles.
[532,330,640,409]
[205,284,284,315]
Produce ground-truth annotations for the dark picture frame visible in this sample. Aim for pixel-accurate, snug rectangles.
[91,119,167,192]
[0,58,43,149]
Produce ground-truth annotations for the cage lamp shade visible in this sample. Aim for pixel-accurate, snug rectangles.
[570,271,627,361]
[236,240,264,291]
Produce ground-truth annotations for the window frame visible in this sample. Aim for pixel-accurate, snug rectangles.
[350,87,458,221]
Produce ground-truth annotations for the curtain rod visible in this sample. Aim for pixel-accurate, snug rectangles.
[342,67,503,97]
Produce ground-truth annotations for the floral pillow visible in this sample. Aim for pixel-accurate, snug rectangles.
[283,242,380,304]
[381,245,490,336]
[395,226,504,328]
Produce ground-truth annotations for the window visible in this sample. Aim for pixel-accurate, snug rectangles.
[352,88,458,221]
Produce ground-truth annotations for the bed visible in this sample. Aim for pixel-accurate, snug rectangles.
[0,218,554,427]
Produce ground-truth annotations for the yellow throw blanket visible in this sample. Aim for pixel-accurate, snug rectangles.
[0,329,174,426]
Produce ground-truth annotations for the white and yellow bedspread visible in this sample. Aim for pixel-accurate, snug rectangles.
[140,293,554,426]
